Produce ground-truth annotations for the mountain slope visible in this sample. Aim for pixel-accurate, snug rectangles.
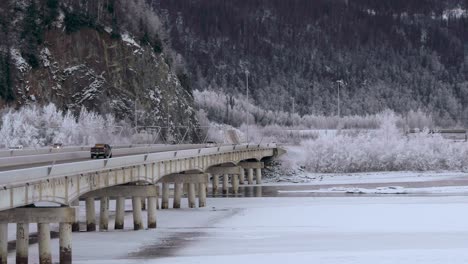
[154,0,468,125]
[0,0,197,135]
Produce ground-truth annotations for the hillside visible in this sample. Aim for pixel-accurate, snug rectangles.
[154,0,468,126]
[0,0,198,136]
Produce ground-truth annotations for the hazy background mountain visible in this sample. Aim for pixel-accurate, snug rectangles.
[154,0,468,126]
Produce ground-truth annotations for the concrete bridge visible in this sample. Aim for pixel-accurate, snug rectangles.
[0,143,283,264]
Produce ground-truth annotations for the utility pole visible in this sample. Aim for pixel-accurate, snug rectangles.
[336,80,344,117]
[292,97,295,116]
[245,69,250,142]
[134,98,139,128]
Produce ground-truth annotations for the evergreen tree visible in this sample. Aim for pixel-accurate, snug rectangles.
[21,0,43,68]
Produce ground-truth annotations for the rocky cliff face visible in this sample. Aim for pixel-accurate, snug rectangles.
[0,0,198,137]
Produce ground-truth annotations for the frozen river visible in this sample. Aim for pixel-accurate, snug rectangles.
[6,181,468,264]
[11,195,466,264]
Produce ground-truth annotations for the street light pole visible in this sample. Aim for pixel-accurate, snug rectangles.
[245,69,250,143]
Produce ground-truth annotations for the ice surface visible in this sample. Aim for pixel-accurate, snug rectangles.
[7,196,468,264]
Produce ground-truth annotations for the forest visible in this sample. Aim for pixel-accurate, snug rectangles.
[155,0,468,126]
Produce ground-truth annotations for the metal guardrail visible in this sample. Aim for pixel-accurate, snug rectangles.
[0,144,164,158]
[0,144,204,169]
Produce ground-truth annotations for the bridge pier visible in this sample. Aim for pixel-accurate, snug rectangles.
[16,223,29,264]
[132,197,143,230]
[0,207,75,264]
[38,223,52,264]
[0,223,6,264]
[70,201,80,232]
[222,174,229,194]
[115,197,125,230]
[239,162,264,185]
[231,174,239,194]
[173,183,182,208]
[247,169,254,184]
[212,174,219,193]
[82,185,159,231]
[85,197,96,232]
[256,168,262,184]
[99,197,109,231]
[159,173,209,209]
[239,169,245,184]
[198,183,207,207]
[147,197,157,229]
[59,223,72,264]
[188,183,196,208]
[161,183,170,209]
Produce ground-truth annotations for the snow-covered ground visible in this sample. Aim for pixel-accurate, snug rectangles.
[265,167,468,185]
[7,196,468,264]
[279,185,468,194]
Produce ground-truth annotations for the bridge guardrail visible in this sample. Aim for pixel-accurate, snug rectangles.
[0,144,203,169]
[0,144,168,158]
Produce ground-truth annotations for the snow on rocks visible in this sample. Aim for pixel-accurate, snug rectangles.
[10,48,31,73]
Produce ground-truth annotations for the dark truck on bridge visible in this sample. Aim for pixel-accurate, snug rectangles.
[90,144,113,159]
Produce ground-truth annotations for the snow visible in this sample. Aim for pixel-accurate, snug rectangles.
[40,47,52,67]
[267,170,468,185]
[121,33,141,49]
[63,65,85,76]
[443,7,467,20]
[6,196,468,264]
[10,49,31,73]
[279,185,468,194]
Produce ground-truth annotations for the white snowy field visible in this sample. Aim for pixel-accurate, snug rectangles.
[265,170,468,185]
[7,196,468,264]
[278,185,468,194]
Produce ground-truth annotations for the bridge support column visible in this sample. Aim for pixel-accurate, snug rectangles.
[99,197,109,231]
[188,183,196,208]
[161,183,169,209]
[147,196,157,229]
[198,183,207,207]
[212,174,219,193]
[256,168,262,184]
[0,223,6,264]
[222,174,229,194]
[59,222,72,264]
[248,169,254,184]
[0,208,75,264]
[231,174,239,194]
[85,197,96,232]
[70,200,80,232]
[16,223,29,264]
[132,197,143,230]
[173,183,182,208]
[115,197,125,230]
[239,169,245,184]
[38,223,52,264]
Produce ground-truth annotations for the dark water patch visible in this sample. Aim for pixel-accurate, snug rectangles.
[208,183,468,198]
[127,231,203,259]
[126,207,241,259]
